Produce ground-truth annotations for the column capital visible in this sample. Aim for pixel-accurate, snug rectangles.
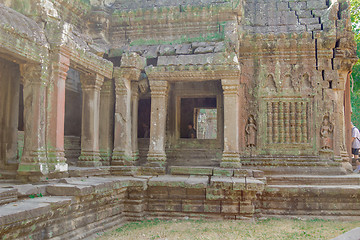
[20,63,49,85]
[114,67,142,81]
[221,78,240,95]
[80,73,104,91]
[101,79,114,94]
[149,80,169,97]
[131,81,139,96]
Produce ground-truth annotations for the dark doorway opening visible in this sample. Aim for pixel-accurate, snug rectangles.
[180,97,217,138]
[64,68,82,165]
[138,98,151,138]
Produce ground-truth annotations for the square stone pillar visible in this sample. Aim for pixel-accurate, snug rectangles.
[0,60,20,165]
[332,71,351,162]
[46,52,70,172]
[17,64,48,177]
[99,79,114,166]
[221,79,241,168]
[78,73,104,167]
[131,81,140,161]
[112,69,133,165]
[146,80,169,168]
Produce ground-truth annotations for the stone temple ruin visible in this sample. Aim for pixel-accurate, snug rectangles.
[0,0,359,239]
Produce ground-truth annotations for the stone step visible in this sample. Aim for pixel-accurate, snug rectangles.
[243,165,347,176]
[267,175,360,186]
[0,170,17,179]
[68,166,111,178]
[256,184,360,218]
[0,188,18,206]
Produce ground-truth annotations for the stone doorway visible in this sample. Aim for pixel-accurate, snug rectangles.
[167,81,224,167]
[137,98,151,164]
[0,58,22,173]
[64,68,82,166]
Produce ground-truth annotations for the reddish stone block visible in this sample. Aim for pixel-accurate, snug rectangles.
[182,200,204,213]
[186,188,206,200]
[147,186,168,199]
[221,201,239,214]
[168,187,186,199]
[147,199,182,212]
[204,200,221,213]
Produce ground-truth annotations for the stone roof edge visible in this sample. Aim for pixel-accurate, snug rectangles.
[0,26,49,64]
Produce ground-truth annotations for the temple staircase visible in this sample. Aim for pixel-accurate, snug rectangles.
[255,173,360,220]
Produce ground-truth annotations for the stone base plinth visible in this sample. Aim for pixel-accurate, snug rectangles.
[99,150,112,166]
[220,152,241,168]
[112,151,138,166]
[78,152,102,167]
[146,152,167,168]
[140,166,166,175]
[17,152,48,179]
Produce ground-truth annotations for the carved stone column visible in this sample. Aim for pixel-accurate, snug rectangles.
[146,80,169,168]
[47,52,70,172]
[17,64,48,177]
[78,73,104,167]
[333,71,350,162]
[112,68,133,165]
[131,81,140,161]
[99,79,114,166]
[221,79,241,168]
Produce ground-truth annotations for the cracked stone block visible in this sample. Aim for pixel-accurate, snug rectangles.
[277,2,289,11]
[296,10,314,18]
[214,42,225,52]
[143,45,160,58]
[157,53,216,66]
[312,9,327,17]
[289,2,306,10]
[129,45,146,55]
[194,46,215,54]
[277,12,296,26]
[158,45,176,56]
[307,0,328,10]
[306,24,322,31]
[287,24,307,32]
[175,44,192,55]
[299,17,320,25]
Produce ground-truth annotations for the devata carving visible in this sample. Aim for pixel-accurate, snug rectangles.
[320,113,334,150]
[246,115,257,147]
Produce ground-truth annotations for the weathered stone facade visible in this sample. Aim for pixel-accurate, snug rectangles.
[0,0,358,238]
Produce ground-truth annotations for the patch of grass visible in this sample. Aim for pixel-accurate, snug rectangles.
[97,218,360,240]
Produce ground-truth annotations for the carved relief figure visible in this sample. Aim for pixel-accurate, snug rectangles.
[246,115,257,147]
[266,74,277,92]
[320,114,334,150]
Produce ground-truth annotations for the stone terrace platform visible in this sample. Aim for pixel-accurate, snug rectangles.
[0,172,264,239]
[1,166,360,239]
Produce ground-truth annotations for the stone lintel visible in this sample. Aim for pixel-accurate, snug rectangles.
[65,45,113,80]
[120,52,146,70]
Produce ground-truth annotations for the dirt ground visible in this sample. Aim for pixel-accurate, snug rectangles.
[97,218,360,240]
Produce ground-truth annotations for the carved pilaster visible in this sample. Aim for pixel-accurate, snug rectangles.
[78,73,104,167]
[267,102,273,144]
[99,79,114,166]
[220,79,241,168]
[112,67,141,165]
[47,51,70,173]
[146,80,169,168]
[17,64,49,177]
[131,81,140,162]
